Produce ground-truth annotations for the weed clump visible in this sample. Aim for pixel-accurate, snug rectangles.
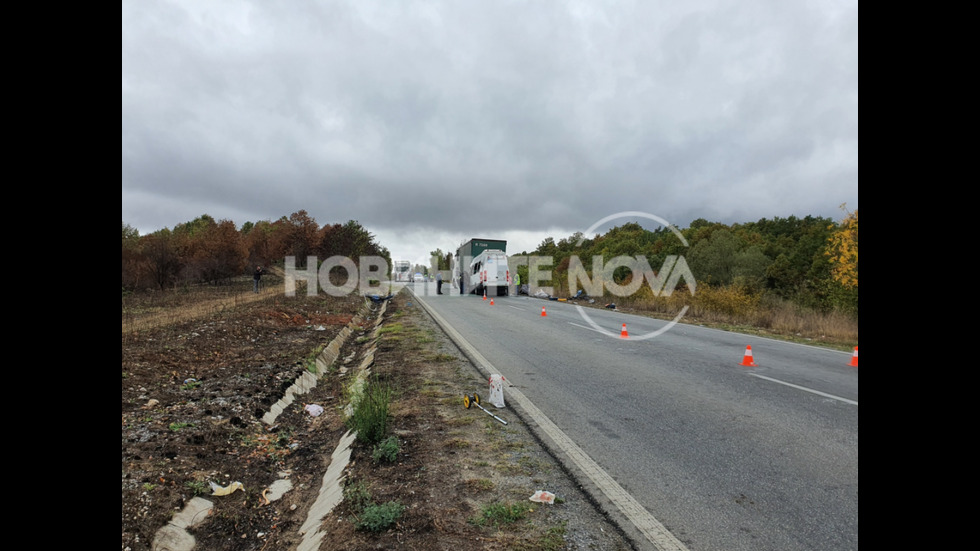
[356,501,405,533]
[470,501,532,527]
[371,436,400,463]
[346,378,392,444]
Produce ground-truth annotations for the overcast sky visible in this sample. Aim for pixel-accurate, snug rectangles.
[122,0,858,268]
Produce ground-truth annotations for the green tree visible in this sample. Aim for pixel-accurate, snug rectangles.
[732,246,772,291]
[688,229,740,285]
[430,248,448,271]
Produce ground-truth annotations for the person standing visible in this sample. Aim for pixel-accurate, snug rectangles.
[436,271,443,294]
[513,271,520,296]
[253,266,264,293]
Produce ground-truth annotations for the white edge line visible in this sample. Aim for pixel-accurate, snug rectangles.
[749,373,858,405]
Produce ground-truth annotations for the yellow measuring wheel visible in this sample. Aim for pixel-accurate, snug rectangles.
[461,393,506,424]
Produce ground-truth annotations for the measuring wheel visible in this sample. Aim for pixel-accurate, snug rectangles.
[460,392,507,425]
[462,393,483,409]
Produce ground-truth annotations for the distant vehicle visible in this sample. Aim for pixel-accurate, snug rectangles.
[414,273,425,283]
[453,238,509,296]
[466,249,510,296]
[393,261,412,282]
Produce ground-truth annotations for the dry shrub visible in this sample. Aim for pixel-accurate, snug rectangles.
[625,284,857,345]
[688,284,760,321]
[755,297,858,343]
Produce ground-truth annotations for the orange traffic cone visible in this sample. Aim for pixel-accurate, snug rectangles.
[739,345,757,367]
[620,323,629,338]
[490,298,494,305]
[541,306,547,317]
[849,347,858,367]
[483,291,487,301]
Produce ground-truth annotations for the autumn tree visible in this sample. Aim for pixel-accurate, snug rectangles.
[196,219,248,283]
[122,221,143,290]
[142,229,181,290]
[826,205,858,289]
[243,220,276,267]
[171,215,248,284]
[274,210,320,268]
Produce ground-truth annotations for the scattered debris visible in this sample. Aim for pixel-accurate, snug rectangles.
[209,481,244,496]
[304,404,325,417]
[529,490,556,504]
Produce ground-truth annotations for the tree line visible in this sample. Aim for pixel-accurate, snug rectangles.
[122,210,390,291]
[516,207,858,315]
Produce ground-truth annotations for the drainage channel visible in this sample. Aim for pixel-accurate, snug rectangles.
[151,297,392,551]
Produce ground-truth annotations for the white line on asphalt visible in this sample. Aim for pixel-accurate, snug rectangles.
[569,321,606,334]
[749,373,858,405]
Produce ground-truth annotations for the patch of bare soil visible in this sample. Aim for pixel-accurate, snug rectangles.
[122,278,632,551]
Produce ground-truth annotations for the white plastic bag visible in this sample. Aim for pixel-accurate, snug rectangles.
[529,490,555,504]
[304,404,324,417]
[489,374,505,408]
[210,481,244,496]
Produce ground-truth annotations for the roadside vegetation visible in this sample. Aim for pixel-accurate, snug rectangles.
[507,207,859,349]
[123,206,856,347]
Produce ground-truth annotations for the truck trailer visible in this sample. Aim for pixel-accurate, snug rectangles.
[453,238,509,296]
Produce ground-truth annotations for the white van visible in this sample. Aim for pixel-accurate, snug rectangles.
[466,249,510,296]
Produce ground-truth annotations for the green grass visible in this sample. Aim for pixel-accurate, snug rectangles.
[470,501,532,527]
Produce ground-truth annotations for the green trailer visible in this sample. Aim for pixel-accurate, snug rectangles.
[453,238,507,295]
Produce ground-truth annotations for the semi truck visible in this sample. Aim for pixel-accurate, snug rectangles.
[453,238,510,296]
[393,261,412,282]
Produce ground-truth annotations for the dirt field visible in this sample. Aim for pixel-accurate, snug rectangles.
[122,277,633,551]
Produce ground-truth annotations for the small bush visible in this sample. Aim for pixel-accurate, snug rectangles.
[346,378,392,444]
[356,501,405,533]
[343,481,372,514]
[371,436,400,463]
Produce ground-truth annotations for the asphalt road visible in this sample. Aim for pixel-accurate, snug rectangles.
[408,282,858,551]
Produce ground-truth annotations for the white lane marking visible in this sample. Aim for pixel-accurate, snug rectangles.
[749,373,858,405]
[569,321,606,334]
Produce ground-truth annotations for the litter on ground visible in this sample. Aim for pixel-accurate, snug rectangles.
[529,490,556,504]
[210,481,244,496]
[304,404,324,417]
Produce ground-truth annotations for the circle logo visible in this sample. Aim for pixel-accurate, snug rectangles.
[573,212,694,341]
